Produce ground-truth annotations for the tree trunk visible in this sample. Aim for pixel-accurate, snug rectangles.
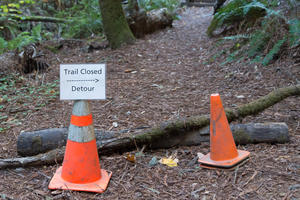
[99,0,135,49]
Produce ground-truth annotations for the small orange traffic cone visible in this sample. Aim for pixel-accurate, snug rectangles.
[49,100,112,193]
[198,94,250,169]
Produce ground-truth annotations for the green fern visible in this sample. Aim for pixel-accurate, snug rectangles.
[248,30,270,57]
[288,19,300,47]
[207,0,268,36]
[8,32,32,50]
[223,34,250,41]
[262,37,286,65]
[0,37,7,54]
[0,24,43,53]
[56,0,103,38]
[209,0,295,66]
[31,23,42,41]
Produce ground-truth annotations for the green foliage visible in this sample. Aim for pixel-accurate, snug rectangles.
[0,37,7,54]
[288,18,300,47]
[0,74,59,133]
[0,0,182,51]
[210,0,299,66]
[56,0,103,38]
[207,0,273,36]
[262,37,286,65]
[0,24,42,53]
[0,0,36,15]
[0,0,39,46]
[138,0,180,12]
[31,23,42,41]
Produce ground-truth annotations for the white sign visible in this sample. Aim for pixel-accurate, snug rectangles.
[60,64,106,100]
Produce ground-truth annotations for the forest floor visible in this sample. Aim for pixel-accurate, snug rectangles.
[0,7,300,200]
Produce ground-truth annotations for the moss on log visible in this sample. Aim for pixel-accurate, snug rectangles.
[2,84,299,169]
[134,84,300,145]
[2,14,69,23]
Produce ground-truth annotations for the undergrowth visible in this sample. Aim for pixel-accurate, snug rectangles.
[55,0,103,39]
[208,0,300,66]
[0,0,181,54]
[0,24,42,54]
[0,74,59,133]
[138,0,180,12]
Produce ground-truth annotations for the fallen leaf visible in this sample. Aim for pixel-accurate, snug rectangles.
[236,95,245,99]
[171,87,180,91]
[124,69,134,73]
[197,152,205,159]
[126,153,136,163]
[151,84,164,89]
[51,190,62,195]
[112,122,118,128]
[159,156,178,167]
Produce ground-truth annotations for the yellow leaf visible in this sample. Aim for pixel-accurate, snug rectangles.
[126,153,136,163]
[3,7,8,13]
[159,156,178,167]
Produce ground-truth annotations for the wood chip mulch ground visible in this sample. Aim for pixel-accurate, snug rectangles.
[0,7,299,200]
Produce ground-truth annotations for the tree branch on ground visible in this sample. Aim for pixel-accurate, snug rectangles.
[0,84,299,169]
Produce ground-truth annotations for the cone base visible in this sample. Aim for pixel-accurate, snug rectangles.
[48,167,112,193]
[198,150,250,169]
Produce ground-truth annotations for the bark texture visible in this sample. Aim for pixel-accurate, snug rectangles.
[17,122,289,157]
[99,0,135,49]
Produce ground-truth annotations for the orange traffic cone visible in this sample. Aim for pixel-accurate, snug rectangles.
[198,94,250,169]
[49,100,112,193]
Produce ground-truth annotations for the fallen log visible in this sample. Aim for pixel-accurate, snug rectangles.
[17,123,289,157]
[0,122,290,170]
[126,7,174,38]
[1,84,299,169]
[17,128,119,157]
[2,14,69,23]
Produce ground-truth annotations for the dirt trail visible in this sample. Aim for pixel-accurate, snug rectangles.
[0,7,299,199]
